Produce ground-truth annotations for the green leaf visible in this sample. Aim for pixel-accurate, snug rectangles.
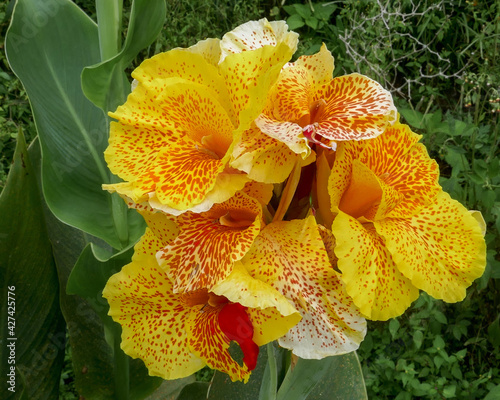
[176,382,210,400]
[208,343,271,400]
[305,17,319,30]
[5,0,145,250]
[286,14,305,30]
[413,330,424,349]
[389,318,400,339]
[485,384,500,400]
[442,384,456,398]
[276,352,367,400]
[400,108,425,129]
[0,132,65,399]
[67,243,164,399]
[487,314,500,348]
[82,0,166,112]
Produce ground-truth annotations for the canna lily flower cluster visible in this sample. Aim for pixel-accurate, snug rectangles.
[102,19,486,382]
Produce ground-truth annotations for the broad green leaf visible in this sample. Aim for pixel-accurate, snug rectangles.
[208,343,271,400]
[0,132,65,399]
[400,108,425,129]
[82,0,166,112]
[5,0,145,250]
[67,243,164,399]
[176,382,210,400]
[276,352,367,400]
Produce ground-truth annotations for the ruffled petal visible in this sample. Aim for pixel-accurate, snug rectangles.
[187,304,252,382]
[220,38,297,130]
[330,122,441,220]
[314,73,397,141]
[375,191,487,303]
[158,191,263,292]
[242,216,366,358]
[231,124,305,183]
[103,230,206,380]
[331,211,420,320]
[220,19,298,62]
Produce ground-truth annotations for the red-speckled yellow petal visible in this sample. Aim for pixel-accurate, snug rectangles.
[158,191,263,292]
[212,262,301,346]
[212,262,300,318]
[254,115,312,158]
[357,123,441,219]
[331,211,420,320]
[129,50,232,113]
[102,229,206,380]
[220,40,297,130]
[231,124,303,184]
[329,123,440,221]
[242,216,366,358]
[314,73,397,141]
[375,191,487,303]
[241,181,274,207]
[150,139,226,211]
[136,208,179,245]
[187,304,252,382]
[220,19,298,61]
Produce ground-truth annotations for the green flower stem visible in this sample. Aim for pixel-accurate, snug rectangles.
[259,343,278,400]
[112,325,130,400]
[96,0,123,61]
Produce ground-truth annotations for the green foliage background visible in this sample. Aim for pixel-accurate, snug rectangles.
[1,0,499,399]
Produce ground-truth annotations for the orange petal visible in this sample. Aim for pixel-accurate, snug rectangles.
[375,191,487,303]
[331,211,420,320]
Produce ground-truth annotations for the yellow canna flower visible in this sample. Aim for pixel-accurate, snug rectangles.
[103,228,301,382]
[103,20,298,214]
[328,122,486,320]
[241,215,366,358]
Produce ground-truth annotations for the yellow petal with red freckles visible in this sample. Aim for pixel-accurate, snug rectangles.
[254,115,311,158]
[242,181,274,207]
[150,139,226,211]
[220,19,298,62]
[220,40,297,130]
[242,216,366,358]
[129,50,232,115]
[231,124,304,184]
[329,122,441,220]
[315,73,397,141]
[137,208,179,245]
[212,262,301,346]
[357,123,441,219]
[332,211,420,320]
[103,229,206,380]
[212,262,300,318]
[187,304,252,382]
[375,191,487,303]
[158,191,263,292]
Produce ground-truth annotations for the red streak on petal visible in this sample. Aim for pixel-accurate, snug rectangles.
[218,303,259,370]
